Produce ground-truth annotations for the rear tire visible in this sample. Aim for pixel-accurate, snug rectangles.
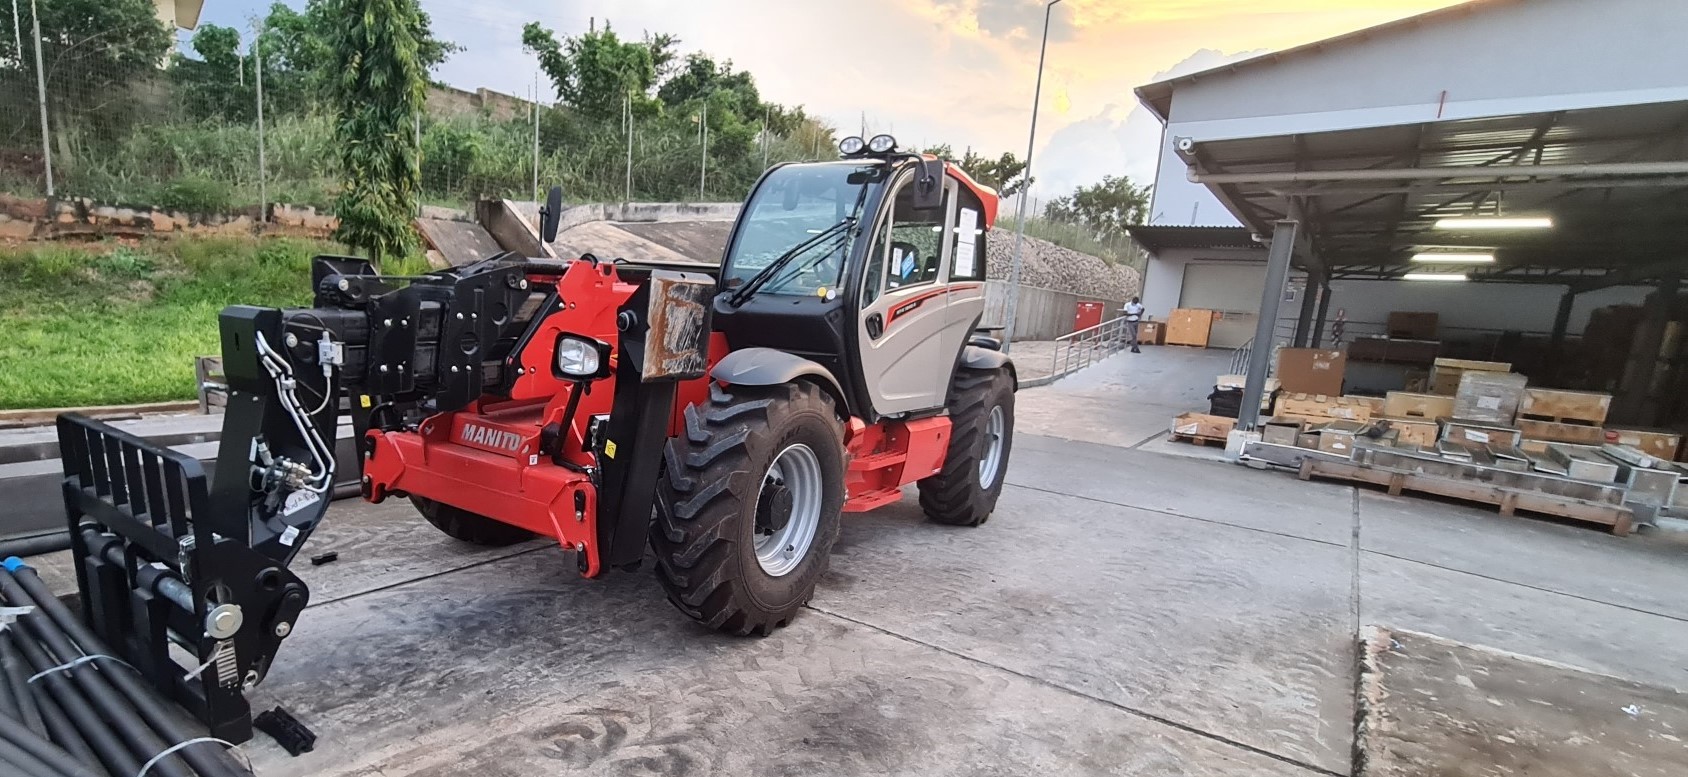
[651,382,844,636]
[411,496,537,546]
[918,367,1015,526]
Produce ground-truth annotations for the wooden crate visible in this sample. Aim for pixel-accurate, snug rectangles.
[1387,311,1439,340]
[1344,395,1386,417]
[1519,388,1611,425]
[1276,393,1374,423]
[1382,391,1454,419]
[1165,308,1216,347]
[1440,419,1522,448]
[1430,358,1511,395]
[1517,418,1606,445]
[1380,416,1438,447]
[1171,412,1235,445]
[1453,371,1528,424]
[1604,428,1683,460]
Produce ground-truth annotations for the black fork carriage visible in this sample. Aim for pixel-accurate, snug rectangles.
[57,413,308,744]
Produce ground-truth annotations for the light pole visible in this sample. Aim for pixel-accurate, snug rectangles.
[1000,0,1063,354]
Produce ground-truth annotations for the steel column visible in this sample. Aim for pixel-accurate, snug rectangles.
[1311,280,1332,348]
[1292,273,1318,348]
[1238,220,1299,430]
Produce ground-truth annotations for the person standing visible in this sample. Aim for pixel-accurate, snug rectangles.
[1122,296,1145,353]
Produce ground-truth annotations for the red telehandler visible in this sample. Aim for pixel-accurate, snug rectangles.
[48,135,1017,743]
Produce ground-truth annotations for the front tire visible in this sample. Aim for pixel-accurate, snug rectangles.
[918,367,1015,526]
[651,382,844,636]
[411,496,537,546]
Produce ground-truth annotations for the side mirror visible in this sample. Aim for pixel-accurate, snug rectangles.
[540,186,564,243]
[913,158,945,211]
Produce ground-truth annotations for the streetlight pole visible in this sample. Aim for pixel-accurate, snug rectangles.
[1000,0,1063,354]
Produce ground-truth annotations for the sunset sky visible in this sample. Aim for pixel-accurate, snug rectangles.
[197,0,1472,198]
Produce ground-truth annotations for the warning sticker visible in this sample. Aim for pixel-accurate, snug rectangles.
[1477,396,1502,410]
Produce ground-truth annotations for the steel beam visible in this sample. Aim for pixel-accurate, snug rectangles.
[1238,220,1299,430]
[1292,273,1318,348]
[1311,279,1332,348]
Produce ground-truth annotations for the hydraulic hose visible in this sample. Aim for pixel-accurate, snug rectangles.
[1,563,249,777]
[30,689,106,777]
[0,568,196,777]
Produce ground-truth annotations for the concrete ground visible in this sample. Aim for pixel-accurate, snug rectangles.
[27,346,1688,775]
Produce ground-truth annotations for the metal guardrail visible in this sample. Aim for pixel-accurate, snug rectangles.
[1229,337,1253,376]
[1048,316,1137,381]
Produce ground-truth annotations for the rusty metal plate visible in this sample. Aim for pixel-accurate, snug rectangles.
[643,270,715,381]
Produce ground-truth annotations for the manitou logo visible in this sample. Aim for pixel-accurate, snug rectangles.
[458,423,522,453]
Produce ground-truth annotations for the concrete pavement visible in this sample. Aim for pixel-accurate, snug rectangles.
[24,345,1687,776]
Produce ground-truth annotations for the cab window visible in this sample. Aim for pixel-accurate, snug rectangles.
[863,176,949,304]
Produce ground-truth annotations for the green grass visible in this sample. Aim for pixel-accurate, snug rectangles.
[0,236,348,409]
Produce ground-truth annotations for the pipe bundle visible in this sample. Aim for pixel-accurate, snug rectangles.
[0,559,254,777]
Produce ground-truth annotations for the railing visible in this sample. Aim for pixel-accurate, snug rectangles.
[1049,316,1137,381]
[1228,337,1253,376]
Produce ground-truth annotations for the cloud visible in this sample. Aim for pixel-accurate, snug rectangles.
[1033,47,1260,200]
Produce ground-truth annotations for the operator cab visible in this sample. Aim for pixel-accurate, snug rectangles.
[713,135,997,421]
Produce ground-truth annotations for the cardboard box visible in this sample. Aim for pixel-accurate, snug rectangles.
[1604,428,1683,460]
[1260,417,1304,446]
[1454,371,1528,424]
[1383,391,1456,419]
[1171,412,1236,440]
[1387,311,1439,340]
[1137,320,1166,346]
[1381,416,1438,447]
[1165,309,1216,347]
[1430,358,1511,396]
[1276,393,1374,423]
[1276,348,1346,396]
[1519,388,1611,424]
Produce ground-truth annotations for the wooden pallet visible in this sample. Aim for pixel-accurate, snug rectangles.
[1171,434,1228,448]
[1296,457,1633,536]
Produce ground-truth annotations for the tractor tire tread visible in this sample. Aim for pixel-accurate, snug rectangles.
[917,367,1015,527]
[412,496,537,546]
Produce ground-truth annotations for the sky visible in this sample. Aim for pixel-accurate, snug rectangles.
[193,0,1470,199]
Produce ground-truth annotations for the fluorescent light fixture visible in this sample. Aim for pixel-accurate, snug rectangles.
[1403,272,1469,282]
[1434,217,1553,230]
[1411,252,1495,264]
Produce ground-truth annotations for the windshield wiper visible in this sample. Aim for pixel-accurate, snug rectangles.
[728,217,855,307]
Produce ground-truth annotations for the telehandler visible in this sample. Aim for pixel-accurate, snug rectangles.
[52,135,1017,742]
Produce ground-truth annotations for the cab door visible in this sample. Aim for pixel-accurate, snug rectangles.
[856,173,956,415]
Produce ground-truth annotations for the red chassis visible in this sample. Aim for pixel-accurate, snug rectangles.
[361,259,951,577]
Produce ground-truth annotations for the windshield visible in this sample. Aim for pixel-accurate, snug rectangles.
[722,162,881,297]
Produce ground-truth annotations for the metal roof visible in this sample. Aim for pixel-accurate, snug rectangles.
[1172,99,1688,283]
[1134,0,1522,124]
[1124,225,1259,255]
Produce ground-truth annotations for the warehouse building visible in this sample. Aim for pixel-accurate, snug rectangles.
[1128,0,1688,438]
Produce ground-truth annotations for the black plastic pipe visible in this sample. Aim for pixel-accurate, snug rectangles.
[0,531,73,559]
[5,616,142,777]
[0,734,75,777]
[0,631,24,723]
[0,569,197,777]
[31,689,106,777]
[1,630,47,736]
[0,717,101,777]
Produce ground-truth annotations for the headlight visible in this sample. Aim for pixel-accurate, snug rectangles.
[838,136,866,156]
[554,334,611,380]
[867,134,897,154]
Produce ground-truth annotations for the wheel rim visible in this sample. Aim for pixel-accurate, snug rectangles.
[755,444,823,577]
[979,405,1006,489]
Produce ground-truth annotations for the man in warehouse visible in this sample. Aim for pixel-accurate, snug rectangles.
[1122,296,1145,353]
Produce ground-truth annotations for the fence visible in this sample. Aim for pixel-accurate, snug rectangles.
[0,7,832,220]
[984,281,1126,342]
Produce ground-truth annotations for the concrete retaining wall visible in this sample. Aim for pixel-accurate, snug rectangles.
[985,229,1142,302]
[0,194,339,240]
[984,282,1128,341]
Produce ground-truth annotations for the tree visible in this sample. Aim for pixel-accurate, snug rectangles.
[323,0,428,265]
[173,24,254,122]
[1043,175,1152,240]
[921,147,1032,199]
[523,21,660,121]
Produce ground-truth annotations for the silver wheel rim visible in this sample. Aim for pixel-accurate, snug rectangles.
[979,405,1006,489]
[755,444,823,577]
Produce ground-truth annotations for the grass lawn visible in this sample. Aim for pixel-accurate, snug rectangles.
[0,236,376,409]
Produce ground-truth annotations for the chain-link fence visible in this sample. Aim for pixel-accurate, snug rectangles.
[1,3,835,221]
